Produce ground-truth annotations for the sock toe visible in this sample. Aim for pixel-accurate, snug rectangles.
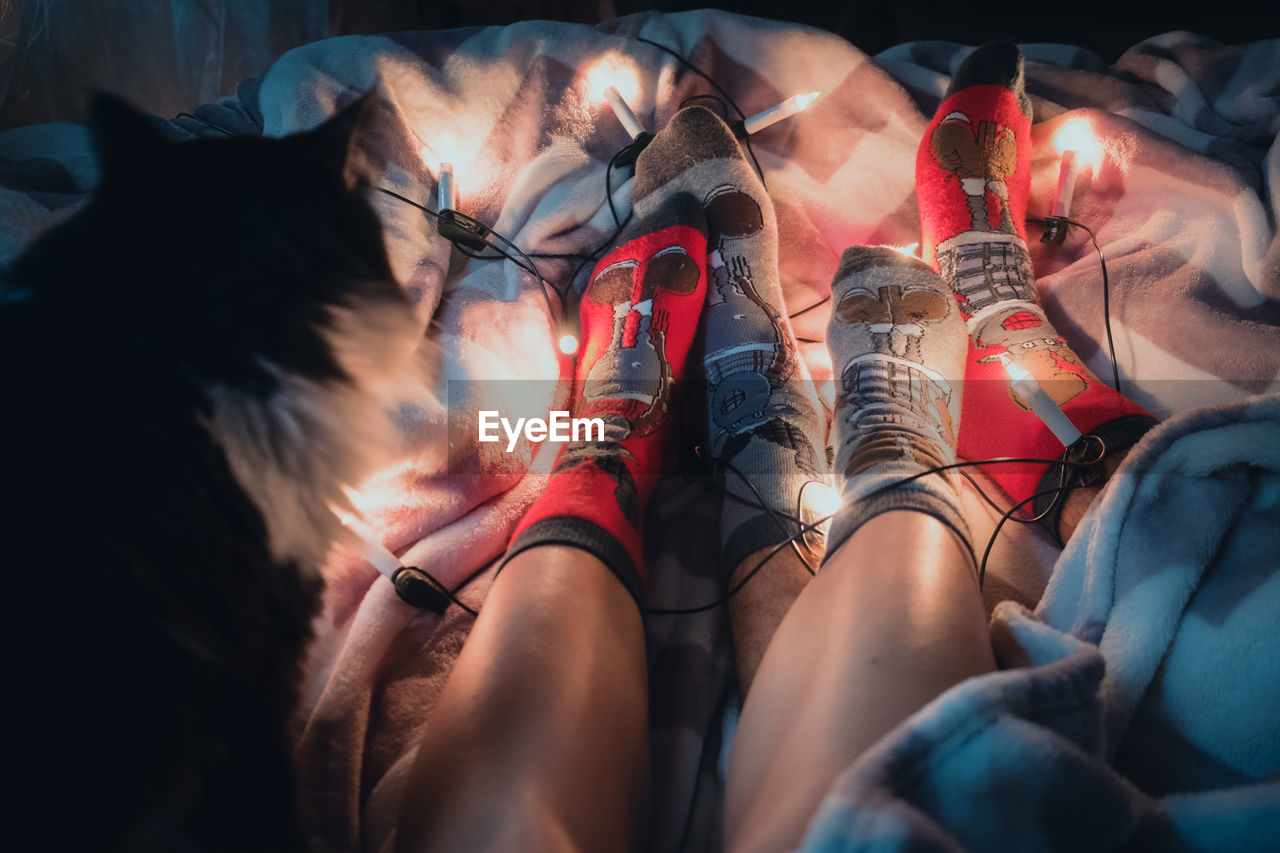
[946,41,1032,117]
[633,106,745,201]
[834,246,936,282]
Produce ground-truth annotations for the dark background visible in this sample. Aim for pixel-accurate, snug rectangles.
[334,0,1280,61]
[1,0,1277,130]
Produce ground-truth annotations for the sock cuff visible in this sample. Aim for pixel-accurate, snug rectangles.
[821,483,974,573]
[503,516,645,612]
[721,511,805,579]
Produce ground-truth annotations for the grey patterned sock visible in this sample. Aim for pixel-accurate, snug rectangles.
[823,247,973,564]
[633,106,830,572]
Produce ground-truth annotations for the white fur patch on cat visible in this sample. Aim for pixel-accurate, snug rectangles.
[203,295,418,573]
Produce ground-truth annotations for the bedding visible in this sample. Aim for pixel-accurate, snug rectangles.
[1,10,1276,850]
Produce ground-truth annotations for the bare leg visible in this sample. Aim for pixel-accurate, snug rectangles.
[724,512,994,853]
[396,546,648,853]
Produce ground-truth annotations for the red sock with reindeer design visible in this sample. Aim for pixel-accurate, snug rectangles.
[917,43,1156,531]
[505,193,707,608]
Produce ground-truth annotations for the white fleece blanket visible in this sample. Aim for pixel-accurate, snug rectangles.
[1,12,1277,851]
[801,393,1280,850]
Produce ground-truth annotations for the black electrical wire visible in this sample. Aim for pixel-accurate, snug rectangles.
[717,457,820,576]
[679,93,732,120]
[366,183,575,334]
[788,294,831,320]
[1066,217,1122,396]
[416,569,480,617]
[647,516,829,616]
[646,447,1108,616]
[1030,215,1122,395]
[631,35,767,188]
[977,486,1062,590]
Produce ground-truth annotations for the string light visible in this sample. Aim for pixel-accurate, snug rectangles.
[434,162,454,211]
[604,86,646,141]
[1049,118,1101,219]
[997,353,1084,448]
[1043,118,1102,243]
[587,55,648,143]
[418,139,467,212]
[743,91,821,135]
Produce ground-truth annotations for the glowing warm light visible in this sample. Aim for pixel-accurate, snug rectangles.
[586,56,647,139]
[888,242,921,259]
[586,55,641,104]
[997,352,1031,381]
[997,354,1082,447]
[417,144,439,172]
[558,333,580,355]
[330,492,401,578]
[806,481,842,520]
[1049,118,1102,220]
[743,91,822,135]
[1052,118,1102,166]
[419,139,465,211]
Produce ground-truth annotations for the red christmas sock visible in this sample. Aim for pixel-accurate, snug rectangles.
[917,43,1156,530]
[505,194,707,607]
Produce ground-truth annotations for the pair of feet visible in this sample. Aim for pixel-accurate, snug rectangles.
[509,43,1156,607]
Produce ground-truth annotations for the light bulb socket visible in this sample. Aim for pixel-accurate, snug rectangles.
[392,565,451,613]
[1040,215,1069,245]
[613,131,654,171]
[437,209,492,252]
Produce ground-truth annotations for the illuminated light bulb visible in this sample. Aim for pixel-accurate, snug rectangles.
[330,499,400,579]
[419,137,468,211]
[887,242,921,259]
[586,55,646,140]
[806,481,842,520]
[743,91,821,135]
[997,353,1082,447]
[417,144,439,172]
[604,86,645,140]
[437,162,455,212]
[1053,118,1102,164]
[558,333,580,355]
[1049,118,1101,220]
[586,54,641,104]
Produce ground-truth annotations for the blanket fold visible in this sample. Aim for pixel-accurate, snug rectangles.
[799,393,1280,851]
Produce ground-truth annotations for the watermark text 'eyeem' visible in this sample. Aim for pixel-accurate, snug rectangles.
[478,411,606,452]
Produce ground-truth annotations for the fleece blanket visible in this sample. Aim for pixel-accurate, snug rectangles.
[1,11,1277,851]
[800,394,1280,850]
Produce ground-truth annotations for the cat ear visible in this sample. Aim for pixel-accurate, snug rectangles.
[89,94,166,176]
[306,90,379,192]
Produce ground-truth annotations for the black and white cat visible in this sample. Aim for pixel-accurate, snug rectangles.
[2,93,415,851]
